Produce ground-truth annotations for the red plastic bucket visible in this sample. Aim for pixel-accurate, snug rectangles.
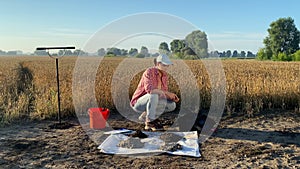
[88,108,110,129]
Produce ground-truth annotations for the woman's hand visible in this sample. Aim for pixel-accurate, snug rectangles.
[165,92,180,102]
[173,94,180,102]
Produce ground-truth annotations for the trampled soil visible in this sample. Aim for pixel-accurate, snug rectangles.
[0,110,300,168]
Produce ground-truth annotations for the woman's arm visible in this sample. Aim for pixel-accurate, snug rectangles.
[151,89,180,102]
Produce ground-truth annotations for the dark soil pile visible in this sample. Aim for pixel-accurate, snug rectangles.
[160,143,183,152]
[127,130,148,138]
[159,133,183,143]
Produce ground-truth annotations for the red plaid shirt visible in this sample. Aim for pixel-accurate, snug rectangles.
[130,67,168,106]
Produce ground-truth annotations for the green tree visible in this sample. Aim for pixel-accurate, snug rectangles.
[273,52,292,61]
[246,51,255,58]
[292,50,300,61]
[129,48,138,56]
[185,30,208,58]
[73,49,87,56]
[97,48,106,56]
[226,50,232,57]
[140,46,149,57]
[107,47,121,56]
[219,51,226,57]
[34,50,48,56]
[256,48,266,60]
[232,50,238,57]
[170,39,186,59]
[159,42,170,54]
[170,39,185,53]
[263,17,300,57]
[58,50,64,56]
[120,49,128,56]
[182,47,196,56]
[240,51,246,58]
[209,50,219,57]
[256,48,272,60]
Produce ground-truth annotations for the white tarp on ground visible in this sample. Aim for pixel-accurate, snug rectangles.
[98,130,201,157]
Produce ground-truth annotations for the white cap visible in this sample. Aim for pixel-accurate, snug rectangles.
[156,54,173,65]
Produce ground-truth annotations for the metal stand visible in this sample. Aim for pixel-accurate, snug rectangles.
[36,46,75,124]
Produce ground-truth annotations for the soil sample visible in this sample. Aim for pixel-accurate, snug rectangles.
[117,137,144,149]
[159,133,183,143]
[160,142,183,152]
[127,130,148,138]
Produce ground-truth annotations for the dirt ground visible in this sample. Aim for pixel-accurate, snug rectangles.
[0,110,299,169]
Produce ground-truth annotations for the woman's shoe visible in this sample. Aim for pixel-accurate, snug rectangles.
[145,119,163,131]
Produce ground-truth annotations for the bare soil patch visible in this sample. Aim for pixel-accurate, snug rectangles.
[0,110,299,168]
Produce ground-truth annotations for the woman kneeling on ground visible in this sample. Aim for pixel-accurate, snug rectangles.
[130,54,180,131]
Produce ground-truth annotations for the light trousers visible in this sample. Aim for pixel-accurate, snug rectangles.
[132,93,176,120]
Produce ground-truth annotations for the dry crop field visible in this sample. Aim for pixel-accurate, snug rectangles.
[0,56,299,124]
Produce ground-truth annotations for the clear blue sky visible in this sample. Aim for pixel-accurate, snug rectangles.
[1,0,299,53]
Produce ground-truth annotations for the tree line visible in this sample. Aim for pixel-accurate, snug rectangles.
[94,30,255,59]
[1,17,299,61]
[1,29,255,59]
[95,17,300,61]
[93,16,300,61]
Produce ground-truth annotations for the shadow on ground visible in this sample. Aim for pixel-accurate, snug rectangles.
[214,127,300,146]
